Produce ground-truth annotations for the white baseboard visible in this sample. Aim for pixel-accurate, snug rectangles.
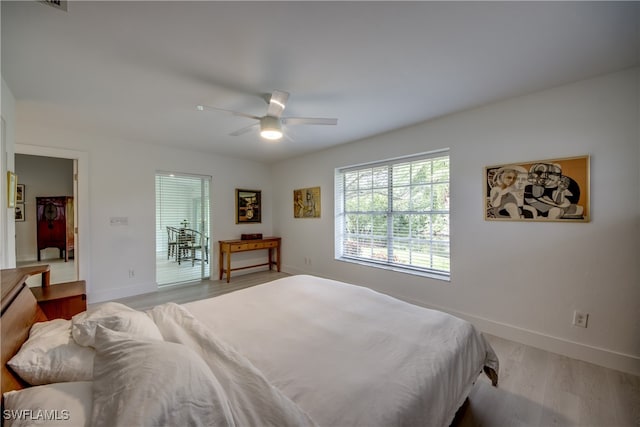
[476,316,640,377]
[88,280,157,304]
[403,297,640,377]
[281,265,306,276]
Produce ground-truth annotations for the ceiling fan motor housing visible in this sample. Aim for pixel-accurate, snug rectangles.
[260,116,283,140]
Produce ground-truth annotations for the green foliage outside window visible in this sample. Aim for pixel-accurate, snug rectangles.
[337,152,450,276]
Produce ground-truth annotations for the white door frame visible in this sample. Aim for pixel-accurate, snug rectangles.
[1,117,8,268]
[16,144,89,285]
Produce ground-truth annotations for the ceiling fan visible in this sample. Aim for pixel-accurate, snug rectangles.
[197,90,338,141]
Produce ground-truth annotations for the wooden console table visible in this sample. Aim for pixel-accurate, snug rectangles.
[219,237,281,283]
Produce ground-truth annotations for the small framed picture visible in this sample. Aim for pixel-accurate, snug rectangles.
[15,204,25,222]
[16,184,25,203]
[294,187,321,218]
[236,189,261,223]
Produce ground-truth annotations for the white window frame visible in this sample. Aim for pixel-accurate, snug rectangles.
[334,149,450,281]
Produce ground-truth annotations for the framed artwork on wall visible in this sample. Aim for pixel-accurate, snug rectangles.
[16,184,25,203]
[294,186,321,218]
[484,155,590,222]
[236,189,261,223]
[15,204,25,222]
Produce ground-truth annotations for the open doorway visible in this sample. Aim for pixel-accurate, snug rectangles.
[156,172,211,287]
[14,154,78,285]
[14,144,88,288]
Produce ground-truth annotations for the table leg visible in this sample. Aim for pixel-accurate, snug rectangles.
[226,247,231,283]
[41,270,51,287]
[218,245,224,280]
[268,248,273,271]
[276,244,281,272]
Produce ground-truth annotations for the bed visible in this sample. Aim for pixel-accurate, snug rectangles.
[2,273,498,427]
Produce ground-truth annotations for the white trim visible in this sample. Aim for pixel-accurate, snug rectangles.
[1,117,7,268]
[15,144,90,293]
[155,172,212,286]
[335,256,450,282]
[336,148,450,173]
[401,295,640,377]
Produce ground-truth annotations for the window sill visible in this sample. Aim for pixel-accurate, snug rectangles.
[335,257,450,282]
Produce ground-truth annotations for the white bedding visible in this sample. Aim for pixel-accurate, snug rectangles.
[147,303,316,427]
[5,274,497,427]
[183,274,499,427]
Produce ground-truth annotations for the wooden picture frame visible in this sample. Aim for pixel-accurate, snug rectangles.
[16,184,25,204]
[484,155,590,222]
[7,172,17,208]
[236,189,261,223]
[293,187,321,218]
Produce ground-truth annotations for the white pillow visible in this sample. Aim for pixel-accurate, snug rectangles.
[90,326,234,427]
[2,381,93,427]
[7,319,94,385]
[71,302,163,347]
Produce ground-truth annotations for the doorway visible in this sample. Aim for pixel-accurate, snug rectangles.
[15,144,88,286]
[155,172,211,287]
[14,154,77,284]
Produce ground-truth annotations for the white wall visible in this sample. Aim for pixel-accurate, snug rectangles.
[1,77,17,269]
[14,155,73,262]
[14,124,275,303]
[272,68,640,375]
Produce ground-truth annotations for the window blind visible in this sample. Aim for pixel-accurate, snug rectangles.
[335,150,450,279]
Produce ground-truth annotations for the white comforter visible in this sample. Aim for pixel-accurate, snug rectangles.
[146,303,316,427]
[183,274,499,427]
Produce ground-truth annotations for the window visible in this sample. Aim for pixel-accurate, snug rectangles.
[335,150,450,280]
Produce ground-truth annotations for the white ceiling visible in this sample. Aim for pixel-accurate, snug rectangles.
[2,1,639,163]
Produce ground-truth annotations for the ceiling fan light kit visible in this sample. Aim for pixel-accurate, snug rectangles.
[198,90,337,142]
[259,116,283,140]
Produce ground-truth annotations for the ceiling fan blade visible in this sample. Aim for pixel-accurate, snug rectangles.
[266,90,289,118]
[282,117,338,126]
[197,105,260,121]
[229,123,259,136]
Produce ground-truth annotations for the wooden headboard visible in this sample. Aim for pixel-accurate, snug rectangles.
[1,269,48,395]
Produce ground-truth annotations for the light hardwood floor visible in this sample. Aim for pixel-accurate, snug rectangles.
[455,335,639,427]
[111,271,640,427]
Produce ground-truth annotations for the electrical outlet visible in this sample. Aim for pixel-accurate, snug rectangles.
[573,310,588,328]
[128,269,135,279]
